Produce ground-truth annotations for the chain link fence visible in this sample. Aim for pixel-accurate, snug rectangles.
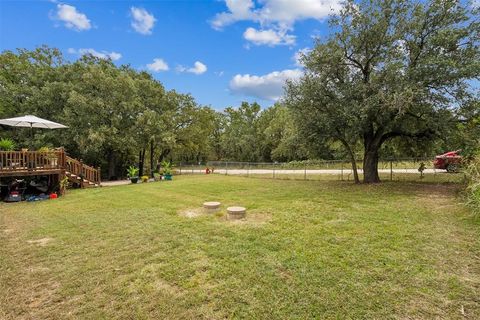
[174,159,466,183]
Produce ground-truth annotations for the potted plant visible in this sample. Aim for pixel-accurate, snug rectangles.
[162,161,173,180]
[127,166,140,184]
[38,146,58,166]
[0,138,15,151]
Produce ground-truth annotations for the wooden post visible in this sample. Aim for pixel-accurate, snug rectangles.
[390,160,393,181]
[97,166,102,185]
[59,147,66,168]
[80,159,84,188]
[58,172,65,196]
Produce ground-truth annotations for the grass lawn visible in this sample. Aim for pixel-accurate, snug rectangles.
[1,176,479,319]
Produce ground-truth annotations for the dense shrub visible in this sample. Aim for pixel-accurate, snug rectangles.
[0,138,15,151]
[465,154,480,215]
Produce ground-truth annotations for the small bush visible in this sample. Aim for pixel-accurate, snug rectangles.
[465,154,480,215]
[141,175,149,183]
[0,138,15,151]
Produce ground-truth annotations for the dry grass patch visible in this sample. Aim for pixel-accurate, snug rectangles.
[27,237,54,247]
[179,208,205,218]
[217,210,272,227]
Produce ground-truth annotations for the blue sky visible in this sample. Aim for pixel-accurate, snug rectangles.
[0,0,340,110]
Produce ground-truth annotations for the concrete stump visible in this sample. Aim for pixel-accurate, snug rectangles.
[227,206,246,219]
[203,201,221,213]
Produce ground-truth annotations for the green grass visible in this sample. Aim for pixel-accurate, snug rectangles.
[1,176,479,319]
[198,171,465,183]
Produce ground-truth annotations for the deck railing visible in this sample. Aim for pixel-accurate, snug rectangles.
[0,150,65,172]
[0,149,100,184]
[65,156,101,184]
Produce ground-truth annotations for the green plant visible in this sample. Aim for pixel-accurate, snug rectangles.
[59,176,69,194]
[0,138,15,151]
[153,172,161,181]
[141,175,149,183]
[38,146,57,159]
[127,166,139,178]
[161,161,173,175]
[465,154,480,215]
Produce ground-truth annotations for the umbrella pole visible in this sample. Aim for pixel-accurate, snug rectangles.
[30,123,33,149]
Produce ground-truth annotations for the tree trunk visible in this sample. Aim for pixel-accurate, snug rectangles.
[158,148,170,163]
[338,138,360,184]
[363,147,380,183]
[350,153,360,184]
[150,140,155,178]
[139,148,146,177]
[107,151,116,180]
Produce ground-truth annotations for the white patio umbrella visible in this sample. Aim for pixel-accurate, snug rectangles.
[0,115,67,129]
[0,115,67,146]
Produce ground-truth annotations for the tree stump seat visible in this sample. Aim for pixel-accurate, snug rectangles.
[227,206,246,219]
[203,201,221,212]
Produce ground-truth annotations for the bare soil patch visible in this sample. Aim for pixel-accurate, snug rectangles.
[27,238,53,247]
[179,208,205,218]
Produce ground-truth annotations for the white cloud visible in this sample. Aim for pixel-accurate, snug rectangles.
[147,58,169,72]
[293,47,311,66]
[229,69,303,101]
[211,0,341,29]
[130,7,156,35]
[243,27,295,46]
[472,0,480,8]
[68,48,122,61]
[210,0,255,30]
[177,61,208,75]
[54,4,91,31]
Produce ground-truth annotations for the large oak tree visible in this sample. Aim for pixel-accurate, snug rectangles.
[286,0,479,183]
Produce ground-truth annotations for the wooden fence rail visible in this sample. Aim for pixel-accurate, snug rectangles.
[0,150,100,184]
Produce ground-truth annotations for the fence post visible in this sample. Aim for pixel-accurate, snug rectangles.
[179,162,182,175]
[304,163,307,180]
[226,161,228,175]
[192,164,194,174]
[390,160,393,181]
[273,163,276,179]
[341,162,344,181]
[247,162,250,177]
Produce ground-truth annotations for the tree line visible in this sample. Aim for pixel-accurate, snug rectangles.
[0,0,478,183]
[0,47,314,179]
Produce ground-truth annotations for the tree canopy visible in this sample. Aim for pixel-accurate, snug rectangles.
[286,0,480,183]
[0,47,313,178]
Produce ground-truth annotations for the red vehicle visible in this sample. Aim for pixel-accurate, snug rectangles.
[433,150,463,172]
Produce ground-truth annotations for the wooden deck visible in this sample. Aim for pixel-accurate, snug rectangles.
[0,149,101,187]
